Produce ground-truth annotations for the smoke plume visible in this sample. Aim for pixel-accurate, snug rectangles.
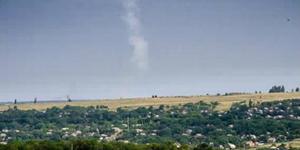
[123,0,149,71]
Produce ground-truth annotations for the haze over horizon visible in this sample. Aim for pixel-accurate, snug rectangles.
[0,0,299,101]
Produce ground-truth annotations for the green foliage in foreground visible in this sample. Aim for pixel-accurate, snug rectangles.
[2,140,300,150]
[0,140,212,150]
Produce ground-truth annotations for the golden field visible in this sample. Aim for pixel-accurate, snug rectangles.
[1,92,300,111]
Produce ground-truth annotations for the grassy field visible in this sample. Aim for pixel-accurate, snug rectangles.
[250,138,300,149]
[288,139,300,148]
[1,92,300,112]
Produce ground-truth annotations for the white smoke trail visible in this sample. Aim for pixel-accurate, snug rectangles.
[123,0,149,71]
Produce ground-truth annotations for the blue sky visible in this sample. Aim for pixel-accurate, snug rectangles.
[0,0,299,101]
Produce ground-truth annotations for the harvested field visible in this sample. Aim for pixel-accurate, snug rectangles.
[1,92,300,111]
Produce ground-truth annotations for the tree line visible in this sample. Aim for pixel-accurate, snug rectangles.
[0,140,214,150]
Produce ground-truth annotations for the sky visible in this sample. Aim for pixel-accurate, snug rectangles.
[0,0,299,101]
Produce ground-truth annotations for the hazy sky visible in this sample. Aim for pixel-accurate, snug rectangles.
[0,0,299,101]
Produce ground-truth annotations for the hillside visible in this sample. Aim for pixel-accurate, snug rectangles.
[1,98,300,149]
[1,92,300,111]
